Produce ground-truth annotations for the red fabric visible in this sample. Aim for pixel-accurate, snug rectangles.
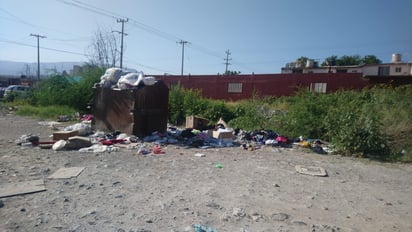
[152,145,165,154]
[276,136,288,143]
[100,139,126,145]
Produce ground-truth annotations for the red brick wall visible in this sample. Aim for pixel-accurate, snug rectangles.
[154,73,369,101]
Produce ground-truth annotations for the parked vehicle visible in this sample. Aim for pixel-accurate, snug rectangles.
[3,85,31,100]
[0,87,5,98]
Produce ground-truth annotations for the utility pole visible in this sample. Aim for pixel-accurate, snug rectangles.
[224,49,232,74]
[116,18,128,69]
[30,33,46,81]
[177,40,189,76]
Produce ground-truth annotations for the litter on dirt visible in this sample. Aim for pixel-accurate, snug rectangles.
[0,179,46,198]
[295,165,328,177]
[48,167,85,179]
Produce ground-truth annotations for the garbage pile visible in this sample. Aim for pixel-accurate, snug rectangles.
[95,67,157,89]
[15,115,333,155]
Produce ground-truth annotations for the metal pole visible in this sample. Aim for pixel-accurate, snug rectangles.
[177,40,189,76]
[116,18,128,69]
[30,34,45,80]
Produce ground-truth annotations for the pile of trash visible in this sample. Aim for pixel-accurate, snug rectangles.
[95,67,157,90]
[15,115,333,156]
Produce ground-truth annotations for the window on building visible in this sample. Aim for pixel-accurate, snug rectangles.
[228,83,242,93]
[310,83,327,93]
[378,67,390,76]
[395,67,402,73]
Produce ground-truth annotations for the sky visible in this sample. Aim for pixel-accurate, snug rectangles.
[1,0,411,75]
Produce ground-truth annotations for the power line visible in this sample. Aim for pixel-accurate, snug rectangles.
[177,40,189,76]
[0,38,86,56]
[54,0,227,63]
[54,0,260,74]
[30,34,46,80]
[56,0,116,19]
[0,7,89,39]
[123,56,175,75]
[224,49,232,73]
[114,18,128,69]
[1,38,174,74]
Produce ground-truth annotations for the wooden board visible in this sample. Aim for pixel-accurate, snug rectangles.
[0,179,46,198]
[295,165,328,177]
[48,167,85,179]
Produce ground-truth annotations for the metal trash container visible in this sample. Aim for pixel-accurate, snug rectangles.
[92,80,169,137]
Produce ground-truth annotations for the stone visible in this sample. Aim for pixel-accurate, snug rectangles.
[232,207,246,218]
[65,136,92,150]
[271,212,289,221]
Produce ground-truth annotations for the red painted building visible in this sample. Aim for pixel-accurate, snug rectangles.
[155,73,371,101]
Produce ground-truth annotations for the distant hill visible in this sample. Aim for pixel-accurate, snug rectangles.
[0,60,83,76]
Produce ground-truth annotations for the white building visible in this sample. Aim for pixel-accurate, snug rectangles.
[281,54,412,77]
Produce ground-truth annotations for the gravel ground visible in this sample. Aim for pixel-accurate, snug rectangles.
[1,114,412,232]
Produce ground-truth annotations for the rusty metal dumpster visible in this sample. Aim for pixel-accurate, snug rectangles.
[92,80,169,137]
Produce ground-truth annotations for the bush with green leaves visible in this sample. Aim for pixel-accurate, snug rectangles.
[202,99,234,123]
[31,75,74,106]
[16,104,77,120]
[228,99,277,131]
[277,90,332,138]
[324,97,389,158]
[168,83,191,125]
[168,83,207,125]
[31,64,103,112]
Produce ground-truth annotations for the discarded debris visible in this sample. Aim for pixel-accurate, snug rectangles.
[193,224,218,232]
[295,165,328,177]
[0,179,46,198]
[48,167,85,179]
[194,153,206,157]
[215,163,223,169]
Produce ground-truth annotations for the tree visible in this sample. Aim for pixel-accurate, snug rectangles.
[224,70,241,75]
[295,56,310,68]
[321,55,382,66]
[362,55,382,65]
[321,55,338,66]
[87,27,120,68]
[337,55,362,66]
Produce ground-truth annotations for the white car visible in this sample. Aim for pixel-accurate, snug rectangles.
[4,85,31,99]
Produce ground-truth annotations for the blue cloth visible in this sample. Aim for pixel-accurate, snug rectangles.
[193,224,218,232]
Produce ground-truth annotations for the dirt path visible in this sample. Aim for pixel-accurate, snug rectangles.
[1,115,411,232]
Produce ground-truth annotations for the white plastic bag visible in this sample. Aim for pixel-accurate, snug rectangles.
[100,68,127,88]
[142,76,157,86]
[118,72,143,90]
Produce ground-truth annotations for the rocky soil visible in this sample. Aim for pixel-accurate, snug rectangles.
[1,114,412,232]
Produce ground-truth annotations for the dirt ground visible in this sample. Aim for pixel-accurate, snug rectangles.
[1,114,412,232]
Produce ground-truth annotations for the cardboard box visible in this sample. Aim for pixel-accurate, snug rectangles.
[212,131,234,139]
[53,130,79,141]
[185,116,209,130]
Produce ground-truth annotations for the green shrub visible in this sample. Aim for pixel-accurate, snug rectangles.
[168,83,188,125]
[31,64,103,112]
[32,75,73,106]
[324,103,389,158]
[182,88,207,117]
[16,104,77,120]
[228,99,276,131]
[277,90,332,138]
[202,100,234,123]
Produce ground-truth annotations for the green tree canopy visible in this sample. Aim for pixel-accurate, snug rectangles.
[362,55,382,65]
[321,55,382,66]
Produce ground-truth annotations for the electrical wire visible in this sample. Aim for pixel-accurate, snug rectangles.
[53,0,241,66]
[0,38,87,56]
